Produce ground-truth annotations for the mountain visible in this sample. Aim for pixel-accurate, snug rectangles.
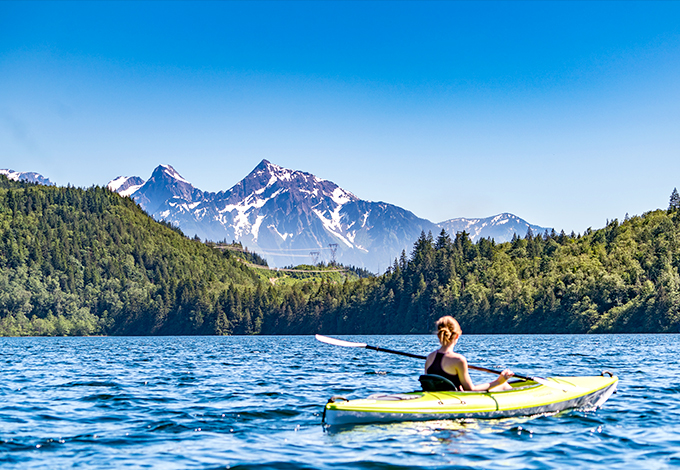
[109,161,550,273]
[437,213,551,242]
[112,161,437,272]
[122,164,205,215]
[107,176,145,197]
[0,169,54,186]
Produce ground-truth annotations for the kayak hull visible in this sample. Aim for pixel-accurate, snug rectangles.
[324,375,618,426]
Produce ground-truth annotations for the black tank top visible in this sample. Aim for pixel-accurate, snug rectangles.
[426,352,463,389]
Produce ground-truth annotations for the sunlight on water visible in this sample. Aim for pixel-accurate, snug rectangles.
[0,334,679,469]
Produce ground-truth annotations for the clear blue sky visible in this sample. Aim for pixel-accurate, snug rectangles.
[1,1,679,232]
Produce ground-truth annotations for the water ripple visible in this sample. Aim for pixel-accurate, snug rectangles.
[0,334,677,468]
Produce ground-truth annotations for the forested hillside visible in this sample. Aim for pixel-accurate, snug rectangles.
[0,177,276,335]
[262,210,680,335]
[1,176,679,336]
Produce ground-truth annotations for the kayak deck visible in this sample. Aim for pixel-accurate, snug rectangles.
[324,375,618,426]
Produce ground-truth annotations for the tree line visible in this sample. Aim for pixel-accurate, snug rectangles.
[261,197,680,334]
[0,176,678,336]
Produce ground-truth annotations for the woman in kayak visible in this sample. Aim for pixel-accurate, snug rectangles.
[425,316,514,391]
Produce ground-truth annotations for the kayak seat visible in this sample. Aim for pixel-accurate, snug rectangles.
[419,374,460,392]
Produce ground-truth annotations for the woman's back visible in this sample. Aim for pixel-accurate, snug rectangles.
[425,351,463,389]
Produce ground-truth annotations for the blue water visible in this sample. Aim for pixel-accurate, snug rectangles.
[0,334,678,469]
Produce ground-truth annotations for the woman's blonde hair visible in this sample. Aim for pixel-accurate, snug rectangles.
[436,316,462,346]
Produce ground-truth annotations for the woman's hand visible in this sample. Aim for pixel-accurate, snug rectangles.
[485,369,514,391]
[498,369,514,384]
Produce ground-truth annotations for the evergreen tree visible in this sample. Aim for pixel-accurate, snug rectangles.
[669,188,680,211]
[435,229,452,251]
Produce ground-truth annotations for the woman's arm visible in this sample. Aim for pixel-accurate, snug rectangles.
[455,356,513,391]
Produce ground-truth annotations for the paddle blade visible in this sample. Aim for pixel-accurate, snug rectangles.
[315,334,367,348]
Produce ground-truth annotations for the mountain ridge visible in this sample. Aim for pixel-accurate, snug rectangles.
[0,163,550,273]
[109,160,549,272]
[437,213,550,242]
[0,169,54,186]
[118,160,438,272]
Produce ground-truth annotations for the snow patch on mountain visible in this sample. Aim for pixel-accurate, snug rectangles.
[159,164,190,184]
[0,169,54,186]
[269,224,291,241]
[108,176,145,196]
[108,176,131,191]
[251,215,266,239]
[331,187,354,205]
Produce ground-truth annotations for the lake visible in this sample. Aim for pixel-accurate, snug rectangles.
[1,334,678,469]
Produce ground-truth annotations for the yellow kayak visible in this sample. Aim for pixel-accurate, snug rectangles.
[323,374,618,426]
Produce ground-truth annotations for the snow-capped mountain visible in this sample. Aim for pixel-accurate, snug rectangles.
[0,169,54,186]
[107,176,145,197]
[112,161,437,272]
[127,164,205,215]
[109,161,551,273]
[437,213,550,242]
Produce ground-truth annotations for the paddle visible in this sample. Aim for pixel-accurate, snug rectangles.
[315,334,572,392]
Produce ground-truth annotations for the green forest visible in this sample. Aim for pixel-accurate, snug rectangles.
[1,176,679,336]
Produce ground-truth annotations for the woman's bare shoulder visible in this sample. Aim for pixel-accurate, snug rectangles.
[443,352,466,364]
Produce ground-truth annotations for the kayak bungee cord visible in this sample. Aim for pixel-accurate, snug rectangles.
[315,334,573,392]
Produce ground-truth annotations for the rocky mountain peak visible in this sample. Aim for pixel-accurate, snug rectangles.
[220,160,358,206]
[124,165,204,213]
[154,164,191,184]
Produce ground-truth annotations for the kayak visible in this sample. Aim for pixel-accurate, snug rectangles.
[323,373,618,426]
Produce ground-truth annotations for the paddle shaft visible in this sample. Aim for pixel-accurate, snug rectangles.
[366,345,532,381]
[366,345,425,360]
